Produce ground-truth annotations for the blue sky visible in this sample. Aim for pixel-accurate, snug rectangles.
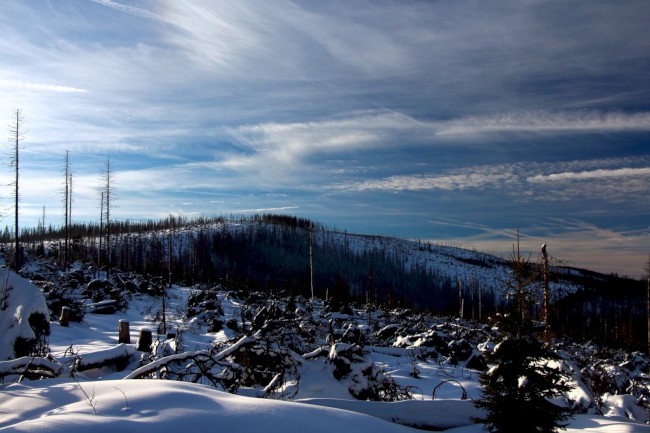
[1,0,649,277]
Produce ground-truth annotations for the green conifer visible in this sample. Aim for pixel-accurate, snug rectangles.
[474,336,574,433]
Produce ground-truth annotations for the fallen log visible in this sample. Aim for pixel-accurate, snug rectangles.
[76,343,136,372]
[0,356,63,379]
[85,299,118,315]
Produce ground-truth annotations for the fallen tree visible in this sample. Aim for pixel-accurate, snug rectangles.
[0,356,63,380]
[75,343,136,372]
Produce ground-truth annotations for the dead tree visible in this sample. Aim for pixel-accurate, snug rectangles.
[99,157,115,277]
[646,253,650,356]
[541,244,550,342]
[62,150,72,268]
[8,109,24,271]
[308,223,314,300]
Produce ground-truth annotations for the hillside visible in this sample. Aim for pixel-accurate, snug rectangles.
[16,214,647,348]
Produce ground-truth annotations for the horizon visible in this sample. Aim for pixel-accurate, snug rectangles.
[1,1,649,278]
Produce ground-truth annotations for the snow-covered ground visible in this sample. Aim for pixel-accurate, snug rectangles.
[1,265,649,432]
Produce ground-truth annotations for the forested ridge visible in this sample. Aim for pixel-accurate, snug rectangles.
[10,213,647,350]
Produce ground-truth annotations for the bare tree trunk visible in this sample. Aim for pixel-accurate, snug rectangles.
[14,115,19,270]
[99,192,104,277]
[542,244,550,342]
[162,215,173,335]
[63,151,70,269]
[68,166,73,263]
[40,206,45,254]
[458,278,463,318]
[100,157,114,279]
[309,224,314,300]
[478,282,482,321]
[9,110,24,271]
[471,275,475,320]
[646,253,650,356]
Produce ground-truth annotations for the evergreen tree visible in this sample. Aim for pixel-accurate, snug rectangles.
[477,232,573,432]
[474,336,574,433]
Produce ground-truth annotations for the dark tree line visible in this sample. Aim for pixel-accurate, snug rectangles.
[14,214,484,315]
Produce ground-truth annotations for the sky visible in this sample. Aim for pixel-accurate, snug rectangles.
[0,0,649,277]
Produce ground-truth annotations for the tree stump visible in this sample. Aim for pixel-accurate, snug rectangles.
[59,306,70,327]
[137,328,152,352]
[118,320,131,344]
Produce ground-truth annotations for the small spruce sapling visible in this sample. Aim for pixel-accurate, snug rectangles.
[474,336,574,433]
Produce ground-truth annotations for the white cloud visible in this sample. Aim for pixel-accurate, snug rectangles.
[343,172,514,192]
[330,157,650,206]
[89,0,161,21]
[161,1,415,80]
[234,206,299,214]
[331,162,523,193]
[527,167,650,183]
[435,110,650,137]
[225,111,428,170]
[0,80,87,93]
[226,110,650,175]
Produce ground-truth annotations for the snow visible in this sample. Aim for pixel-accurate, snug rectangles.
[0,380,419,433]
[298,398,481,430]
[0,268,50,361]
[1,264,649,432]
[75,344,135,371]
[445,416,650,433]
[602,394,649,423]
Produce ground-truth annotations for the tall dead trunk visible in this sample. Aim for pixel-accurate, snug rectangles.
[542,244,549,342]
[646,253,650,356]
[9,110,24,271]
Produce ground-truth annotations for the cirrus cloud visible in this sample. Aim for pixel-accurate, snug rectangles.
[527,167,650,183]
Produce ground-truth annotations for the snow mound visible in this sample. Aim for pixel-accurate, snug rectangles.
[0,268,50,361]
[0,379,418,433]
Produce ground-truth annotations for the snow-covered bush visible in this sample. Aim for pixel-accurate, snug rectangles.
[332,343,410,401]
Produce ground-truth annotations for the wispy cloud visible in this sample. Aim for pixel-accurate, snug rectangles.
[332,157,650,203]
[226,109,650,172]
[90,0,161,21]
[340,170,516,192]
[435,110,650,137]
[527,167,650,183]
[234,206,299,214]
[231,111,416,148]
[0,80,87,93]
[161,1,417,80]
